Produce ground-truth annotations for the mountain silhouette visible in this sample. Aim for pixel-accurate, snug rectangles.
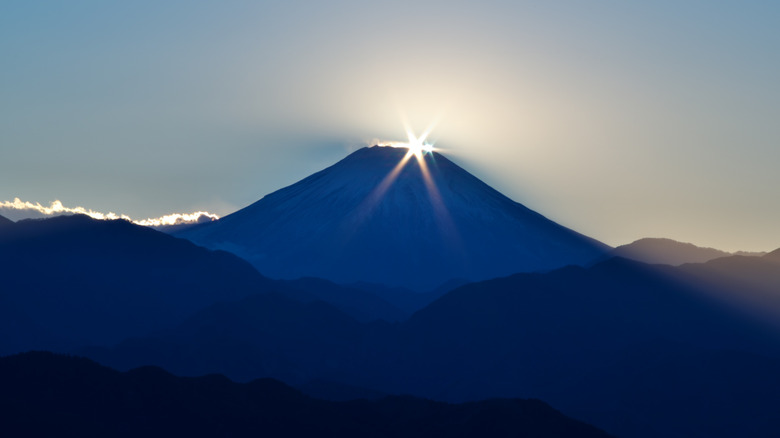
[610,238,734,265]
[0,351,613,438]
[0,214,430,355]
[280,277,408,322]
[81,291,384,383]
[344,280,457,316]
[0,215,277,351]
[676,249,780,330]
[178,146,609,290]
[390,257,780,437]
[4,179,780,437]
[86,256,780,437]
[0,214,13,227]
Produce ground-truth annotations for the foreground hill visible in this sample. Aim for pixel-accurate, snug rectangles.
[178,146,609,290]
[0,352,612,438]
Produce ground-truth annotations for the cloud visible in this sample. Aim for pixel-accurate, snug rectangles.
[0,198,219,227]
[134,211,219,227]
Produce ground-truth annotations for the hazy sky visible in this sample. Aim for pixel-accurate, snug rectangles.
[2,1,779,251]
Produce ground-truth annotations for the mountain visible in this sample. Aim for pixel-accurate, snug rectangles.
[579,348,780,438]
[280,277,408,322]
[0,214,12,227]
[675,249,780,330]
[0,215,276,352]
[178,146,609,290]
[86,256,780,437]
[0,214,422,356]
[390,258,780,437]
[0,352,613,438]
[383,257,780,391]
[611,238,767,266]
[345,280,454,316]
[0,214,420,352]
[81,292,385,384]
[611,238,733,265]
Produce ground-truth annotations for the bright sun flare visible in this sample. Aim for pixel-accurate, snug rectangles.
[380,118,438,159]
[394,126,435,159]
[405,132,434,158]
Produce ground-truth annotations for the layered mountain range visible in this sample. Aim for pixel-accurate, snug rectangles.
[3,215,780,437]
[3,146,780,437]
[610,237,765,265]
[1,352,612,438]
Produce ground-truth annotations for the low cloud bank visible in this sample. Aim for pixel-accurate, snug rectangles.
[0,198,219,227]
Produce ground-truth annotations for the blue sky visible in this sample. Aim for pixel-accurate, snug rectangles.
[2,1,779,251]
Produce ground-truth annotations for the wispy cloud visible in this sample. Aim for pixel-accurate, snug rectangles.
[134,211,219,227]
[0,198,219,227]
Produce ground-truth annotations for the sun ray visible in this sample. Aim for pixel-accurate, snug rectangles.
[415,152,464,252]
[343,122,465,263]
[417,117,440,145]
[352,149,414,224]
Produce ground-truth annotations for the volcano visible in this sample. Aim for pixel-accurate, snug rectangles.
[178,146,608,290]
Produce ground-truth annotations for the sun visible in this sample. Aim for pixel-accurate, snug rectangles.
[401,127,435,159]
[357,121,458,249]
[405,132,434,159]
[379,119,438,159]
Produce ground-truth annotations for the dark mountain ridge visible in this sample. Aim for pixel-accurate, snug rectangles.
[611,238,733,265]
[0,351,613,438]
[279,277,408,322]
[85,254,780,438]
[0,214,274,350]
[0,214,427,356]
[675,249,780,330]
[0,213,13,227]
[4,201,780,437]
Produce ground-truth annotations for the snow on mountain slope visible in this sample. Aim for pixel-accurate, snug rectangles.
[178,146,609,289]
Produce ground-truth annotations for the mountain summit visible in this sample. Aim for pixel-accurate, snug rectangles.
[179,146,608,289]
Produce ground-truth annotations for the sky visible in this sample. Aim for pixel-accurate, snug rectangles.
[2,1,779,251]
